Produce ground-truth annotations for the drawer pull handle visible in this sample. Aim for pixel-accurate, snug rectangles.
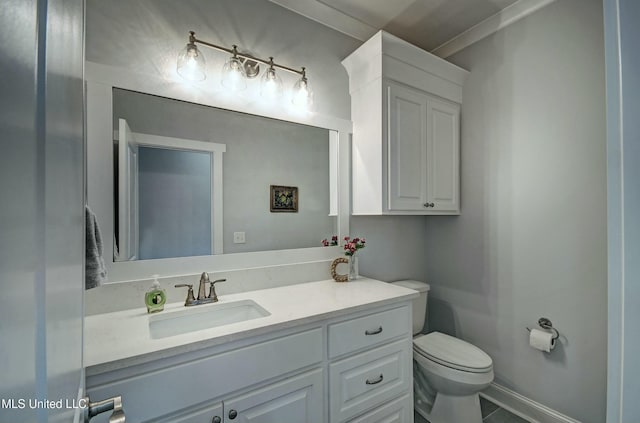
[366,374,384,385]
[365,326,383,335]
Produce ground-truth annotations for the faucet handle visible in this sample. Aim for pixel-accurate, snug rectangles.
[208,279,227,302]
[174,284,196,306]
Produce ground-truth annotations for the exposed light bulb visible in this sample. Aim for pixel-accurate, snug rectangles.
[221,46,247,91]
[177,42,206,81]
[292,70,312,110]
[260,59,283,100]
[177,32,206,81]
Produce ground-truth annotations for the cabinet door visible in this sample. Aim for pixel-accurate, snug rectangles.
[157,402,223,423]
[224,369,323,423]
[426,96,460,212]
[386,81,428,211]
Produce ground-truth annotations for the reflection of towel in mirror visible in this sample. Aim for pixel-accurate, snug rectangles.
[86,205,107,289]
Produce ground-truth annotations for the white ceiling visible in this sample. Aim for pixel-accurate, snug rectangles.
[270,0,521,52]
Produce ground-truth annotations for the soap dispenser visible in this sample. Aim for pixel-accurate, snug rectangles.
[145,274,166,313]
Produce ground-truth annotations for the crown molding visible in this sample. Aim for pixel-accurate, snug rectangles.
[431,0,557,58]
[269,0,376,42]
[270,0,557,59]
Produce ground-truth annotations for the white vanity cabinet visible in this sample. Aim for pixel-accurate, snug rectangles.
[342,30,468,215]
[86,328,324,423]
[86,301,414,423]
[328,306,412,422]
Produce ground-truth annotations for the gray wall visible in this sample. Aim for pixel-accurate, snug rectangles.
[0,0,85,421]
[604,0,640,420]
[351,216,429,283]
[113,89,334,254]
[424,0,607,421]
[86,0,360,120]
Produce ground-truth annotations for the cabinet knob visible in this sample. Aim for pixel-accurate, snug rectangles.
[212,417,221,423]
[423,203,429,208]
[229,409,238,419]
[430,203,435,208]
[423,203,435,208]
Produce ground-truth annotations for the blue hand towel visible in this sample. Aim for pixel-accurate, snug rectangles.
[86,205,107,289]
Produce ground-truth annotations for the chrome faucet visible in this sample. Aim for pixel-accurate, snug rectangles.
[175,272,226,306]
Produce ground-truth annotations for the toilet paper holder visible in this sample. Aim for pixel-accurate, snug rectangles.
[526,317,560,340]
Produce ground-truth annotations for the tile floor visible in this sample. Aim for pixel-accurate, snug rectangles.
[414,397,531,423]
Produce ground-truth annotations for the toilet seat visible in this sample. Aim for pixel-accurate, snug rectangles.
[413,332,493,373]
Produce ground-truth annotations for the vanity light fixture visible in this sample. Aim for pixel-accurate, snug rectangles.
[177,31,312,108]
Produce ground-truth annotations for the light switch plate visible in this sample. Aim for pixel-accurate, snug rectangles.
[233,232,246,244]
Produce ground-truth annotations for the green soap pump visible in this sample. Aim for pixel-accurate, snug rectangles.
[145,274,166,313]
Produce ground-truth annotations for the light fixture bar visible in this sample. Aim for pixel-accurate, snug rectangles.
[189,31,305,76]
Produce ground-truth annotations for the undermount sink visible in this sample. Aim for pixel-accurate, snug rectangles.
[148,299,270,339]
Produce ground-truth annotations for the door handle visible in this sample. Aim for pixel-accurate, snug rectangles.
[83,395,125,423]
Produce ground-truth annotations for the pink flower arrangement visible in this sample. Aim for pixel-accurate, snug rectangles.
[321,235,339,247]
[322,235,366,256]
[342,236,365,257]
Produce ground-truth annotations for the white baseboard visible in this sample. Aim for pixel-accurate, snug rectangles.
[480,383,581,423]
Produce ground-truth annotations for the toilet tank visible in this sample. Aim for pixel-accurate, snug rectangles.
[391,280,430,335]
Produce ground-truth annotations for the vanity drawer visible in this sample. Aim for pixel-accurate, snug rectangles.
[329,339,411,423]
[348,394,413,423]
[87,328,322,423]
[328,306,410,358]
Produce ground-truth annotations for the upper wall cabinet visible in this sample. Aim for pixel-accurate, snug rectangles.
[342,31,468,215]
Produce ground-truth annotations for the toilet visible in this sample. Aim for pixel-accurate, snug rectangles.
[391,280,494,423]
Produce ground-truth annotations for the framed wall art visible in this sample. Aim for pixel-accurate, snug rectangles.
[270,185,298,212]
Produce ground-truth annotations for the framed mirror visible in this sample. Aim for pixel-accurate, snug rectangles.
[86,62,351,283]
[112,88,336,261]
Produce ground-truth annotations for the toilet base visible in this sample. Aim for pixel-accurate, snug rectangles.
[415,392,483,423]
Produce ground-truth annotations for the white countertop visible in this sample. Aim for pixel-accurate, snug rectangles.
[84,278,418,375]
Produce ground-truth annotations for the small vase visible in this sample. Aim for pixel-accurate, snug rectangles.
[348,255,358,281]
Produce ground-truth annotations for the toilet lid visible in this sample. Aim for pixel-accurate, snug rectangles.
[413,332,493,373]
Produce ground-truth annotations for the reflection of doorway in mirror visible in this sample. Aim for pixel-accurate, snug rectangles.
[138,146,211,260]
[114,118,225,261]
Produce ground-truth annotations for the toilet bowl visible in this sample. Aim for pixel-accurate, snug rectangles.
[391,280,494,423]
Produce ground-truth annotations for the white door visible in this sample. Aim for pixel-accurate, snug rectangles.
[223,369,323,423]
[426,96,460,213]
[117,118,139,261]
[0,1,86,423]
[386,81,428,211]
